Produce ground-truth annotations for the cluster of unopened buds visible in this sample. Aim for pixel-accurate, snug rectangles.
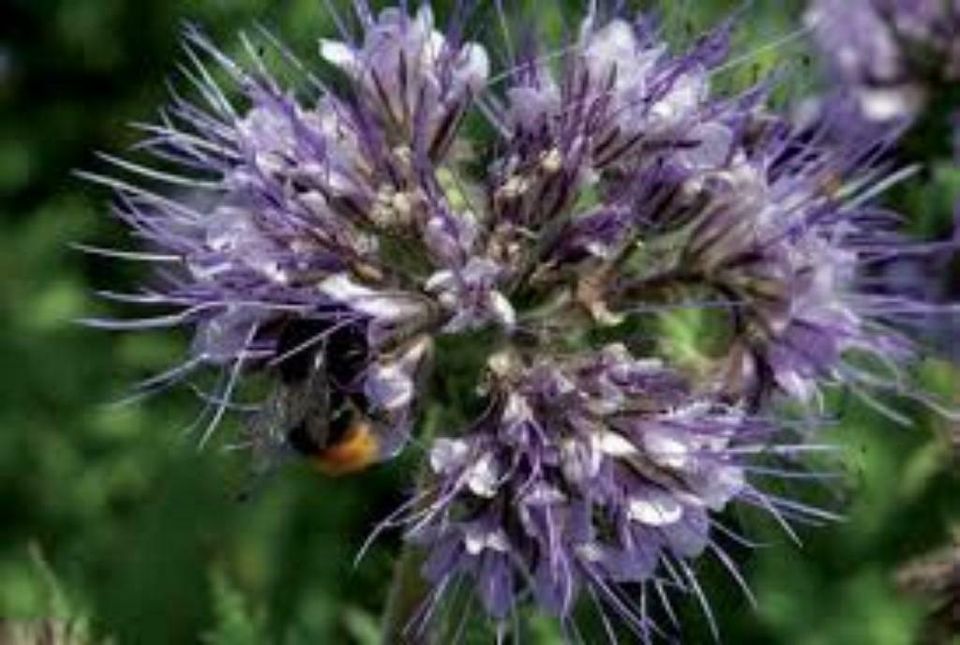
[85,2,958,638]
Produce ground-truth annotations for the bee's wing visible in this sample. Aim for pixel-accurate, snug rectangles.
[296,363,335,447]
[235,394,294,502]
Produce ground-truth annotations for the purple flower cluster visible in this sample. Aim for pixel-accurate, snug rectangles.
[86,1,954,637]
[411,346,767,629]
[808,0,960,121]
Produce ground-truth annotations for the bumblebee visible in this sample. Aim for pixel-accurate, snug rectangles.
[285,415,380,476]
[259,317,382,477]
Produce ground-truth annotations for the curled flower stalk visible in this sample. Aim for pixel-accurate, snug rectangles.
[83,1,957,640]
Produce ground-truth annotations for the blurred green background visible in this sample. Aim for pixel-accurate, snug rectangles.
[1,0,958,643]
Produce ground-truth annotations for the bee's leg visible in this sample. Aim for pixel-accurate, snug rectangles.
[286,420,323,455]
[324,389,355,447]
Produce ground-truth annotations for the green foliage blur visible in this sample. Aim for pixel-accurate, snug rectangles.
[1,1,957,643]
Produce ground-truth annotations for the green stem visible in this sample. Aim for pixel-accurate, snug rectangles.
[381,407,442,645]
[381,543,432,645]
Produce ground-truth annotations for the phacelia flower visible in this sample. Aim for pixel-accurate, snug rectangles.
[83,1,956,638]
[407,345,803,635]
[808,0,960,121]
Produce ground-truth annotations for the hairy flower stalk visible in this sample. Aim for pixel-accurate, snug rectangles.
[84,1,957,639]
